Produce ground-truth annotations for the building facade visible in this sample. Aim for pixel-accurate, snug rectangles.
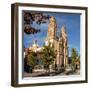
[27,16,68,69]
[45,16,68,67]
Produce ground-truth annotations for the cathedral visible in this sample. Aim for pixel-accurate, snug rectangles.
[27,16,68,69]
[45,16,68,67]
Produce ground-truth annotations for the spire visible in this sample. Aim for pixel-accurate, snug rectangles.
[34,40,37,45]
[61,26,66,34]
[47,16,57,39]
[33,40,38,47]
[49,16,56,23]
[60,26,67,42]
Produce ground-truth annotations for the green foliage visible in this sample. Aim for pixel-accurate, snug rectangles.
[27,51,37,68]
[42,43,56,70]
[71,48,78,65]
[71,48,80,71]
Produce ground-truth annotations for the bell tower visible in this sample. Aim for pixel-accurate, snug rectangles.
[47,16,57,40]
[61,26,68,66]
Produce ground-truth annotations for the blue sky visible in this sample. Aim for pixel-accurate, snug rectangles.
[23,12,80,56]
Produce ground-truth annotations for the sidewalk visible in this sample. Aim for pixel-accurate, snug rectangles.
[24,71,48,77]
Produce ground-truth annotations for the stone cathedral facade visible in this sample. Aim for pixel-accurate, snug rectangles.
[45,16,68,67]
[28,16,68,68]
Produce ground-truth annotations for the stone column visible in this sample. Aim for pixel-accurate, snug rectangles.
[56,51,60,65]
[60,55,63,66]
[63,43,66,66]
[65,47,68,65]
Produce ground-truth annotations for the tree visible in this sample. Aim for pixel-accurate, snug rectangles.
[71,48,78,71]
[27,51,37,73]
[42,43,56,72]
[75,55,80,69]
